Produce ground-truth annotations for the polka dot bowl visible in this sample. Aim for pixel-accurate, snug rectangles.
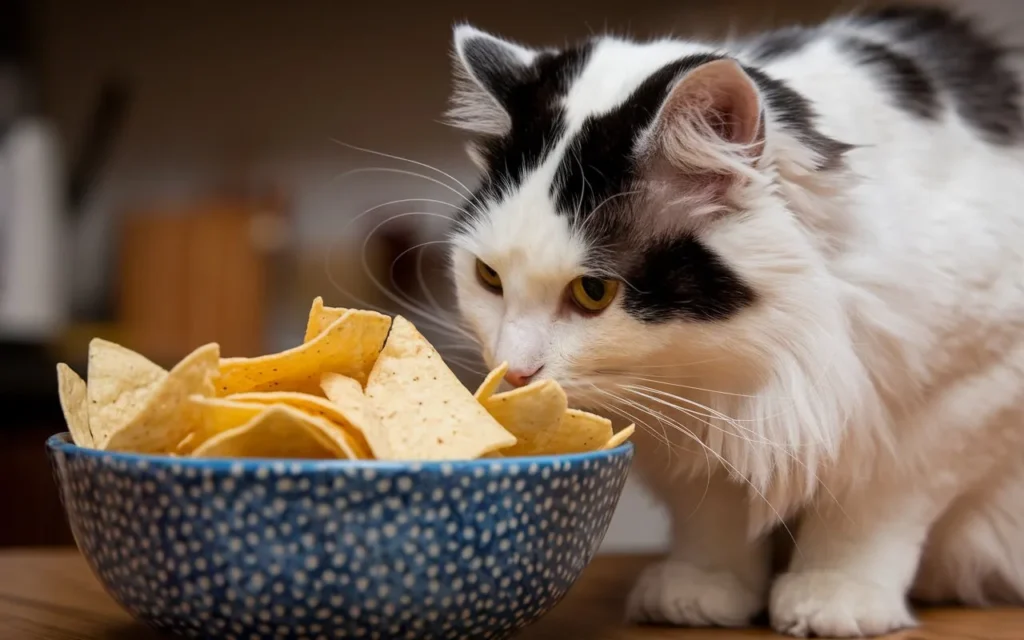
[47,433,633,639]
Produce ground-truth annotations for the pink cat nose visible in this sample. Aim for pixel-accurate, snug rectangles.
[504,366,542,388]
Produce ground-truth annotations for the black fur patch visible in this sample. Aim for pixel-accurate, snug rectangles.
[741,66,854,171]
[842,37,940,120]
[747,26,814,62]
[455,41,594,228]
[552,54,722,235]
[620,234,758,323]
[857,6,1024,143]
[546,54,763,324]
[456,51,838,324]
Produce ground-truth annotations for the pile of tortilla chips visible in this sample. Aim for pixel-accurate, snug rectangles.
[56,298,634,461]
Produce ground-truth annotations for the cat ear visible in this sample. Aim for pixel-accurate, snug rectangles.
[645,58,765,178]
[447,24,537,136]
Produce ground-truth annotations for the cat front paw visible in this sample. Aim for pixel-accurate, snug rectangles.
[770,571,916,638]
[626,560,764,627]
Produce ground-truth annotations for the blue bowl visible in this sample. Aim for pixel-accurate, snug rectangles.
[47,433,633,639]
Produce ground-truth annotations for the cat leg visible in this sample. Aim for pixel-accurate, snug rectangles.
[626,473,771,627]
[913,463,1024,606]
[769,485,939,637]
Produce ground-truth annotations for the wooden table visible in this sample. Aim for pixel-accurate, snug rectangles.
[1,549,1021,639]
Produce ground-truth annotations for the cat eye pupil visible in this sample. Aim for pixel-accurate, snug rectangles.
[580,277,605,301]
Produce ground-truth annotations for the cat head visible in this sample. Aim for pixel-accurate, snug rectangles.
[445,26,856,416]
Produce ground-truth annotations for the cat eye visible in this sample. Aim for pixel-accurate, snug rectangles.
[475,259,502,292]
[569,276,619,313]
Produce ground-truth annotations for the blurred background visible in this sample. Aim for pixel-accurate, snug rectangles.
[1,0,1018,549]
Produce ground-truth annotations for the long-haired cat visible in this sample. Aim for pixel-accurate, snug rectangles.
[442,5,1024,637]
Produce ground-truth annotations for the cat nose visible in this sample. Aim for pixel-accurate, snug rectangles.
[504,366,542,388]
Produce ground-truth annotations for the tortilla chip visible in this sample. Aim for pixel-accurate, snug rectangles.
[86,339,168,446]
[364,316,516,460]
[191,405,345,460]
[101,344,220,453]
[482,379,567,455]
[228,390,372,457]
[546,409,615,455]
[187,396,265,448]
[56,364,93,448]
[190,395,368,458]
[320,373,391,459]
[474,362,509,401]
[602,424,636,450]
[215,309,391,395]
[484,377,614,455]
[227,390,359,430]
[303,296,349,343]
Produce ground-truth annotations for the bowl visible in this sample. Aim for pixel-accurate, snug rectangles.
[47,433,633,639]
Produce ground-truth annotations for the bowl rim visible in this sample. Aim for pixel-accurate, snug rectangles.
[46,432,634,471]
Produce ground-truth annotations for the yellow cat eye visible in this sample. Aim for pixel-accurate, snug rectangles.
[476,259,502,292]
[570,276,619,313]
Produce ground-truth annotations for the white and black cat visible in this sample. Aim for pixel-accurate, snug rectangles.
[443,5,1024,638]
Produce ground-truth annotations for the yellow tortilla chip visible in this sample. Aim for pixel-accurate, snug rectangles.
[189,395,369,458]
[320,373,391,459]
[364,316,516,460]
[482,379,567,452]
[191,405,346,460]
[474,362,509,401]
[187,396,265,448]
[101,344,220,453]
[602,424,636,450]
[303,296,349,343]
[56,364,93,448]
[229,390,371,457]
[546,409,615,454]
[86,338,168,446]
[215,309,391,395]
[483,377,613,455]
[227,391,358,430]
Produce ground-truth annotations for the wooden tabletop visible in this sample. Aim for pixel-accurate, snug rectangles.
[1,549,1021,639]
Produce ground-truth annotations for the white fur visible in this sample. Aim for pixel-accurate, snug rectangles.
[448,16,1024,638]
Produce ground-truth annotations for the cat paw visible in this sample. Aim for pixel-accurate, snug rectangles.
[770,571,916,637]
[626,560,764,627]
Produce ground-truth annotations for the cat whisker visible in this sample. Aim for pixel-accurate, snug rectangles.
[332,140,475,197]
[591,387,718,522]
[335,210,482,346]
[624,375,767,399]
[603,385,800,550]
[590,394,681,476]
[618,383,851,527]
[592,356,728,371]
[620,384,808,459]
[329,197,474,241]
[332,167,473,205]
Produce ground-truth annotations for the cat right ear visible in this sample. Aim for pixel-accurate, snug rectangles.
[447,24,537,137]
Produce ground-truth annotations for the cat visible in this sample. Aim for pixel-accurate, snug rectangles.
[442,5,1024,638]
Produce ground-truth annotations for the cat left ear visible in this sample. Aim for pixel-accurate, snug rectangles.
[646,58,765,176]
[447,25,538,136]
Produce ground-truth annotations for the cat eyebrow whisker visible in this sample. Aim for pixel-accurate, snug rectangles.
[332,139,476,197]
[326,209,482,350]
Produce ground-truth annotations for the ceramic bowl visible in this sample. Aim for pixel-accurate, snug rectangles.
[48,433,633,639]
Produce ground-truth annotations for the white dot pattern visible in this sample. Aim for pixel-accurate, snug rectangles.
[49,436,632,639]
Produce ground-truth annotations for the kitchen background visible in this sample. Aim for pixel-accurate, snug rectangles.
[2,0,1019,548]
